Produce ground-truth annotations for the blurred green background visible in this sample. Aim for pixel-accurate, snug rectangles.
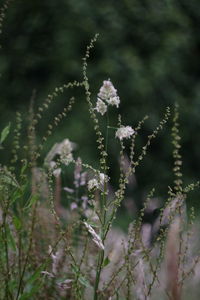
[0,0,200,211]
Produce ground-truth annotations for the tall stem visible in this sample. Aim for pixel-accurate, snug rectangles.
[93,110,109,300]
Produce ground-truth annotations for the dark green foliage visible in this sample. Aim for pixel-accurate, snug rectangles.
[0,0,200,206]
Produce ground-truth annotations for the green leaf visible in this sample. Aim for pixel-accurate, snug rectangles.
[0,173,18,188]
[8,279,18,293]
[0,122,11,144]
[24,194,39,210]
[72,264,79,274]
[13,216,22,231]
[11,189,22,204]
[26,265,44,285]
[20,160,28,176]
[103,256,110,267]
[18,269,44,300]
[78,275,91,288]
[72,264,91,288]
[19,284,41,300]
[6,224,16,251]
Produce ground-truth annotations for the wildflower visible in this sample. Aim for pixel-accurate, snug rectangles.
[74,157,82,187]
[88,178,98,190]
[95,98,107,116]
[70,202,78,210]
[80,172,87,186]
[96,79,120,114]
[59,139,73,165]
[83,221,104,250]
[45,138,74,167]
[98,80,117,101]
[99,172,109,185]
[87,173,109,191]
[115,126,134,140]
[107,96,120,108]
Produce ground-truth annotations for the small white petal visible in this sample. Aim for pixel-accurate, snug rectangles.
[116,126,135,140]
[88,178,99,190]
[98,79,118,101]
[70,202,78,210]
[95,98,107,116]
[63,187,74,193]
[53,168,61,178]
[107,96,120,108]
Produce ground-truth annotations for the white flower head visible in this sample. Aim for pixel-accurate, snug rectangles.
[88,178,98,190]
[98,79,117,101]
[97,79,120,111]
[95,98,107,116]
[58,139,73,155]
[45,138,74,167]
[116,126,135,140]
[87,173,109,191]
[107,96,120,108]
[99,172,109,185]
[59,139,73,165]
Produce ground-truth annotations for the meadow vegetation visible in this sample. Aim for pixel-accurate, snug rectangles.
[0,2,200,300]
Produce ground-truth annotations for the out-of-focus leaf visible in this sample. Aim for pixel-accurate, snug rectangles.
[20,160,28,176]
[26,265,44,286]
[13,216,22,231]
[78,275,91,288]
[103,256,110,267]
[0,173,19,188]
[6,224,16,251]
[19,284,41,300]
[0,122,11,144]
[24,194,39,210]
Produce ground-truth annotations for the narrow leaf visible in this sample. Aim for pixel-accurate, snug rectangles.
[0,122,11,144]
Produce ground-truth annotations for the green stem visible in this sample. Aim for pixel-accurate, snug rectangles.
[2,201,12,300]
[93,111,110,300]
[15,201,37,300]
[94,250,105,300]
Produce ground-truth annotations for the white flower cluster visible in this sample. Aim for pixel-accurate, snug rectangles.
[95,98,107,116]
[59,139,73,165]
[45,139,74,177]
[87,173,109,191]
[95,79,120,115]
[115,126,135,140]
[83,221,104,250]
